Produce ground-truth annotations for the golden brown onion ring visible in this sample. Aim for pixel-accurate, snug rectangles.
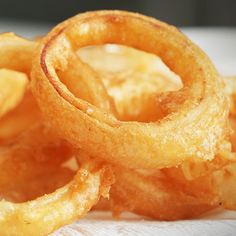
[81,47,236,180]
[32,10,229,169]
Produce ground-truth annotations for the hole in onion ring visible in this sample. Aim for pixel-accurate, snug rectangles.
[0,123,76,203]
[78,44,183,122]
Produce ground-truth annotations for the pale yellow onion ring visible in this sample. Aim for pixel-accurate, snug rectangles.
[0,69,28,117]
[0,33,37,75]
[0,160,113,236]
[0,90,41,142]
[0,34,41,140]
[32,10,229,168]
[223,76,236,116]
[0,123,74,202]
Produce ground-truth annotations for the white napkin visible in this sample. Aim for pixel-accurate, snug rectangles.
[51,210,236,236]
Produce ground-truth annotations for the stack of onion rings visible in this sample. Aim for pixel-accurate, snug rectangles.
[0,10,235,235]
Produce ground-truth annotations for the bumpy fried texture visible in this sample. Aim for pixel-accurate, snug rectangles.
[32,10,229,169]
[83,45,236,218]
[77,42,236,218]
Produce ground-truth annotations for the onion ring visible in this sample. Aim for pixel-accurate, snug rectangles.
[0,123,74,203]
[32,10,229,168]
[213,163,236,210]
[0,33,37,75]
[0,34,40,140]
[0,167,112,236]
[0,148,113,235]
[0,69,28,117]
[0,90,41,142]
[100,166,217,220]
[223,76,236,116]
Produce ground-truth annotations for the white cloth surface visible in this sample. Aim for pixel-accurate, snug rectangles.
[50,211,236,236]
[1,20,236,235]
[183,27,236,76]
